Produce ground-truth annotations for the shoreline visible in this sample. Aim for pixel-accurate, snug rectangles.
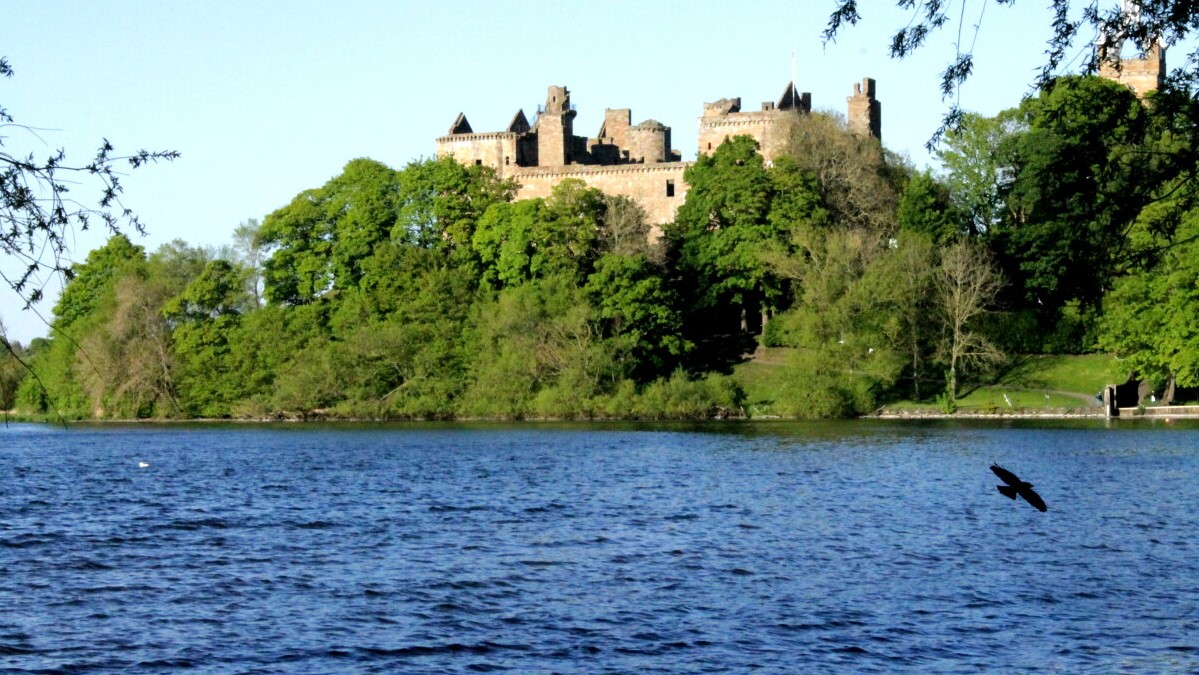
[12,411,1198,424]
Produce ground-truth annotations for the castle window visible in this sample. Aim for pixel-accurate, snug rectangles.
[666,180,675,197]
[504,156,510,165]
[475,160,482,166]
[707,142,712,150]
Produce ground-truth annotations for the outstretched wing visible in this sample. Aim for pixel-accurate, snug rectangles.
[991,463,1021,486]
[1019,486,1048,512]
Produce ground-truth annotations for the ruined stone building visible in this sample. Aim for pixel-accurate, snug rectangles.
[436,79,882,226]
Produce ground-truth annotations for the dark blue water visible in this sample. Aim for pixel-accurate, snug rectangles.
[2,420,1197,673]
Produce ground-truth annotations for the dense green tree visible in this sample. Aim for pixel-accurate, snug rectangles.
[671,136,791,334]
[935,112,1022,235]
[990,77,1154,313]
[221,302,331,414]
[897,170,963,245]
[929,75,1199,353]
[326,159,405,289]
[767,155,830,232]
[1099,212,1199,390]
[51,234,146,331]
[585,253,688,379]
[258,158,401,304]
[257,186,334,305]
[860,232,940,400]
[325,253,477,417]
[768,227,909,416]
[165,259,245,321]
[165,259,251,417]
[396,157,517,251]
[472,179,603,289]
[462,274,618,418]
[346,242,440,320]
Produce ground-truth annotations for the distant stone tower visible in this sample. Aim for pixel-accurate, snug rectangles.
[627,120,671,164]
[847,78,881,141]
[1099,42,1165,98]
[1097,0,1165,98]
[537,85,576,166]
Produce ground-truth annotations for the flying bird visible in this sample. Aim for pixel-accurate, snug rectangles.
[990,463,1047,512]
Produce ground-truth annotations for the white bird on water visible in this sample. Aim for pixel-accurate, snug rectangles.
[138,461,150,468]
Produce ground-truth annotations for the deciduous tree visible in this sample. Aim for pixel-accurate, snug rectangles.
[937,239,1004,403]
[671,136,791,333]
[472,179,603,289]
[1099,211,1199,390]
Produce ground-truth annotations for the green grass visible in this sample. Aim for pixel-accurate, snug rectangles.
[732,359,792,416]
[992,354,1127,396]
[732,349,1127,416]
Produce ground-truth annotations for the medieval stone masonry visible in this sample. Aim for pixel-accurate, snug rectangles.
[1098,42,1165,99]
[437,79,882,226]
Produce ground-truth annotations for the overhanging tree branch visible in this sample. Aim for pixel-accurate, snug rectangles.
[823,0,1199,144]
[1,56,179,309]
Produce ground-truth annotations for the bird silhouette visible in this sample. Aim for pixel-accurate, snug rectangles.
[990,463,1047,512]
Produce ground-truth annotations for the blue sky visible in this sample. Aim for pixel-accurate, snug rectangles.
[2,1,1096,343]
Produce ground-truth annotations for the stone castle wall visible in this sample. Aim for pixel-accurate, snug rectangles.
[512,163,689,234]
[437,80,881,225]
[698,109,802,161]
[435,132,522,178]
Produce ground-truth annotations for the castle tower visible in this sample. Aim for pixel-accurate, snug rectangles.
[847,78,881,141]
[1098,0,1165,99]
[627,120,671,164]
[537,85,577,167]
[1098,42,1165,98]
[599,109,631,152]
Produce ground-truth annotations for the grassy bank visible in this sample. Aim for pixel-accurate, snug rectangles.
[732,351,1127,417]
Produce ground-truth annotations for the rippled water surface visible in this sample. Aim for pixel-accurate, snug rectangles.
[2,420,1198,673]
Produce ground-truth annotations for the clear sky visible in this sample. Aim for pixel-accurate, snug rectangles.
[2,1,1095,344]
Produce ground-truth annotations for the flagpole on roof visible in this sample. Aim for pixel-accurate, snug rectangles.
[791,51,796,93]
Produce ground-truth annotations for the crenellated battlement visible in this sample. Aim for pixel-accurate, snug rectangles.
[436,131,523,143]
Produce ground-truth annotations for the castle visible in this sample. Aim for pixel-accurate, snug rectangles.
[436,79,882,226]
